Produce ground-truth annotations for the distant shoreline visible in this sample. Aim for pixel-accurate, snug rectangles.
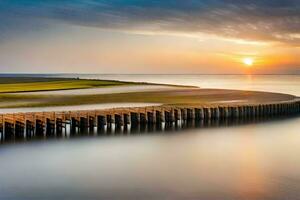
[0,73,299,76]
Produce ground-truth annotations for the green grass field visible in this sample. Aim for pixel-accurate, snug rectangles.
[0,77,294,109]
[0,88,294,108]
[0,77,139,93]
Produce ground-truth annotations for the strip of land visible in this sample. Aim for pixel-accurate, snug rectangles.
[0,88,296,108]
[0,77,297,109]
[0,77,145,93]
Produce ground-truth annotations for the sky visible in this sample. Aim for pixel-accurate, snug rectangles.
[0,0,299,74]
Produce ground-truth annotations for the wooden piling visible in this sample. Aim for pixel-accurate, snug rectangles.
[0,98,298,139]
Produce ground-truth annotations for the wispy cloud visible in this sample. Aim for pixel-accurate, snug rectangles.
[0,0,299,45]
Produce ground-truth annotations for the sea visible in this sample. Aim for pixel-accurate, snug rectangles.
[0,74,299,200]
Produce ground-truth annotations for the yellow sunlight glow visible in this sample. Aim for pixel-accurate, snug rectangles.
[243,58,254,66]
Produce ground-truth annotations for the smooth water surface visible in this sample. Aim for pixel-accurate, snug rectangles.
[0,74,299,200]
[50,74,300,96]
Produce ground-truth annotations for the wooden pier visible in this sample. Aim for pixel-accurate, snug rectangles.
[0,99,299,140]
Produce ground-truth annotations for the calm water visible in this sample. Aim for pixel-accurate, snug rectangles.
[0,75,300,200]
[50,74,300,96]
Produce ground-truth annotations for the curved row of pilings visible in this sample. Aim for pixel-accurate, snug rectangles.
[0,100,299,141]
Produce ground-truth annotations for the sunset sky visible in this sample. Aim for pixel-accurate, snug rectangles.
[0,0,299,74]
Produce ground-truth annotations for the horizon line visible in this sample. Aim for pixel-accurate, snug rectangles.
[0,73,299,76]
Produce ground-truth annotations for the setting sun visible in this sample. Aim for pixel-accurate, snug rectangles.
[243,58,254,66]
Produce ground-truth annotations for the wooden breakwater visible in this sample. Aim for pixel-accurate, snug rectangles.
[0,100,299,140]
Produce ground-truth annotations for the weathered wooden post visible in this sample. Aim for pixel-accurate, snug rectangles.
[164,110,171,124]
[227,107,233,118]
[233,107,239,118]
[195,108,204,120]
[297,101,300,113]
[211,107,216,119]
[113,114,123,133]
[271,104,275,115]
[107,114,115,124]
[71,117,79,133]
[46,118,54,135]
[264,104,269,116]
[278,104,282,115]
[79,117,88,132]
[26,120,34,137]
[244,106,249,118]
[293,102,298,114]
[170,109,175,123]
[224,107,230,118]
[14,122,20,138]
[285,103,289,114]
[115,114,124,127]
[277,103,283,115]
[249,105,253,117]
[123,113,131,125]
[140,113,147,131]
[181,109,187,121]
[213,107,220,119]
[255,105,258,117]
[250,105,255,117]
[268,104,273,115]
[130,112,140,125]
[155,110,163,123]
[246,106,251,117]
[272,104,277,115]
[4,122,14,140]
[239,106,245,118]
[97,115,106,133]
[291,103,295,114]
[152,110,157,124]
[244,106,248,117]
[55,118,63,135]
[140,112,147,124]
[187,108,195,120]
[258,105,262,117]
[275,104,280,115]
[269,104,273,115]
[15,121,25,138]
[97,115,107,127]
[35,119,44,136]
[174,109,181,121]
[218,107,224,118]
[204,108,212,120]
[147,111,155,124]
[88,116,95,131]
[283,103,286,114]
[0,123,3,140]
